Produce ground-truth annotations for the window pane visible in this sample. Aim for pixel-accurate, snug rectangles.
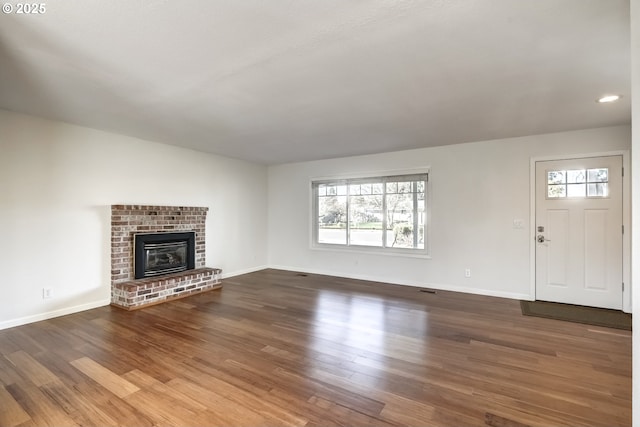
[314,173,427,251]
[548,184,566,198]
[318,195,347,244]
[398,182,411,193]
[386,182,398,193]
[389,211,424,248]
[567,183,586,197]
[587,183,609,197]
[390,223,414,248]
[386,193,414,247]
[587,168,608,183]
[567,170,586,184]
[349,194,383,247]
[548,171,566,184]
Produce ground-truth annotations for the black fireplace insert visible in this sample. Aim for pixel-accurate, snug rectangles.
[134,232,196,279]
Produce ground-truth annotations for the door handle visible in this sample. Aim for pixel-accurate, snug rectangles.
[537,235,551,243]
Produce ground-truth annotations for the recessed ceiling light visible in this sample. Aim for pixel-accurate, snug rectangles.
[597,95,621,103]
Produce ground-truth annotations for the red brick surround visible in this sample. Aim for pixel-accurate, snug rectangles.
[110,205,221,309]
[112,267,221,310]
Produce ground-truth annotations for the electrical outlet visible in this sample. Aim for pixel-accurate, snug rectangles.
[464,268,471,278]
[42,288,52,299]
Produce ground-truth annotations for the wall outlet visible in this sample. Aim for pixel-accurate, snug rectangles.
[42,288,52,299]
[464,268,471,278]
[513,219,524,229]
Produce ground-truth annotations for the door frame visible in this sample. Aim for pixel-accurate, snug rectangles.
[529,150,631,313]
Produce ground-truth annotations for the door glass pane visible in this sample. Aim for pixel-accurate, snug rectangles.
[567,170,586,184]
[548,184,566,198]
[548,171,566,184]
[567,183,586,197]
[587,168,608,183]
[547,168,611,199]
[587,183,609,197]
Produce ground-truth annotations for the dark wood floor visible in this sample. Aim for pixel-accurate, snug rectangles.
[0,269,631,426]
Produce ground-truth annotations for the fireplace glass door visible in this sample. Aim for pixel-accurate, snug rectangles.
[145,241,188,276]
[134,231,196,279]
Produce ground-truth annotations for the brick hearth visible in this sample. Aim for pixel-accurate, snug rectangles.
[110,204,221,310]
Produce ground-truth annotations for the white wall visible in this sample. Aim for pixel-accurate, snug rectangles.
[0,109,269,329]
[268,126,631,300]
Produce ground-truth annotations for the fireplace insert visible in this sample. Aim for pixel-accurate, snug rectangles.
[134,232,196,279]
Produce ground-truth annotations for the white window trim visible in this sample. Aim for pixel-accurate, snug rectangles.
[310,168,431,258]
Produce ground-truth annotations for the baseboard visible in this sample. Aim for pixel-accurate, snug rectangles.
[221,265,269,279]
[0,298,111,331]
[268,264,531,301]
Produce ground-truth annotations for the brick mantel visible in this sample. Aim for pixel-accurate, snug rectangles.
[110,205,221,309]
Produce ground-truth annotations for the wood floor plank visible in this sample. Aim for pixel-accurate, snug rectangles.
[4,351,58,387]
[70,379,154,426]
[0,269,631,426]
[0,385,31,427]
[69,357,139,398]
[39,381,119,427]
[4,382,79,427]
[121,369,217,427]
[166,377,268,427]
[0,353,26,387]
[179,358,310,426]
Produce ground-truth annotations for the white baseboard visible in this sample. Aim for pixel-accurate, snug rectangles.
[268,264,532,301]
[0,298,111,331]
[220,265,269,279]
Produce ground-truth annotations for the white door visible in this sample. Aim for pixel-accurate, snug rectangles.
[535,155,623,309]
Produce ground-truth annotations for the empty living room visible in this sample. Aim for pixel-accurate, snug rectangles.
[1,1,638,426]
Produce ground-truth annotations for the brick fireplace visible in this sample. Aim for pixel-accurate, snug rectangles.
[110,205,221,310]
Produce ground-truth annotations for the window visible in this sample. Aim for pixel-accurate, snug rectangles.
[547,168,609,198]
[313,173,428,252]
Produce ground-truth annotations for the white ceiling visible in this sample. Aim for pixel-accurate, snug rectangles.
[0,0,631,165]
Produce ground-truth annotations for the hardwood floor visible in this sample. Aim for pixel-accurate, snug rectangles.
[0,269,631,426]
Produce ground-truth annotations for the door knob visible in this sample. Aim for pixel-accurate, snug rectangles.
[537,235,551,243]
